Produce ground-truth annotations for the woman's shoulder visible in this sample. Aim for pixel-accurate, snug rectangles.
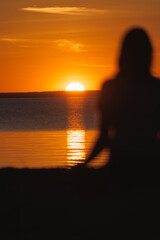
[102,75,160,89]
[98,78,117,111]
[102,78,116,88]
[151,76,160,86]
[101,78,117,93]
[147,76,160,95]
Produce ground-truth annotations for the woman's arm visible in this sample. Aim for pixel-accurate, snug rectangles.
[76,83,109,167]
[83,111,108,166]
[84,132,107,166]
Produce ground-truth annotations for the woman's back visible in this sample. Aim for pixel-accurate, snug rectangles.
[99,76,160,180]
[100,76,160,154]
[85,28,160,182]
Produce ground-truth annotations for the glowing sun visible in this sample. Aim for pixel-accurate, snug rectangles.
[66,82,85,91]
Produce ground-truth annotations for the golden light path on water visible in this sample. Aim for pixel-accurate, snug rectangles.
[67,129,109,168]
[67,129,85,167]
[66,94,85,167]
[66,94,109,168]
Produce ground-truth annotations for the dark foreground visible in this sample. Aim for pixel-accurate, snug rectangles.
[0,167,160,240]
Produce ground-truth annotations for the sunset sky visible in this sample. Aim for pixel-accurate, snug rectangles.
[0,0,160,92]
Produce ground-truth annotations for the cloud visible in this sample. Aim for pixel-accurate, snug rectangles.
[0,38,28,43]
[55,39,85,52]
[21,7,108,16]
[0,37,85,52]
[0,37,49,48]
[0,38,36,48]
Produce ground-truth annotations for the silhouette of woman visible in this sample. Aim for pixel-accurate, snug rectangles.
[84,28,160,180]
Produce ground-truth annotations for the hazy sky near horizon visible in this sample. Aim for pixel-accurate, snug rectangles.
[0,0,160,92]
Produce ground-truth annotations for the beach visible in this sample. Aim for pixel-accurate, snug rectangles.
[1,166,160,240]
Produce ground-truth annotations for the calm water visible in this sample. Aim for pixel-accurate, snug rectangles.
[0,93,109,168]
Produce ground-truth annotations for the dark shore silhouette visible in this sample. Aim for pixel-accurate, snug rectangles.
[1,28,160,239]
[0,90,99,98]
[1,166,159,240]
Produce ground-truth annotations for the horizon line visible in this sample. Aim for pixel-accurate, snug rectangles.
[0,90,100,98]
[0,90,99,94]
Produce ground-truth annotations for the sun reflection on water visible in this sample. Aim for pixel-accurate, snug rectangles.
[67,96,85,167]
[67,129,85,167]
[66,95,109,168]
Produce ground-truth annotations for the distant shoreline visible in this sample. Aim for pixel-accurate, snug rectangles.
[0,90,100,98]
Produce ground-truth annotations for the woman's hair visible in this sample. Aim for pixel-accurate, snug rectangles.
[118,28,153,78]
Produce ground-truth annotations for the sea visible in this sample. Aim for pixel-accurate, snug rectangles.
[0,92,109,168]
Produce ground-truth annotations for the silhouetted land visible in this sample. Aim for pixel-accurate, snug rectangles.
[0,167,159,240]
[0,90,99,98]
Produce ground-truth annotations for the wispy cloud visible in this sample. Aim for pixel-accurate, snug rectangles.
[0,37,85,52]
[0,38,29,43]
[0,38,37,48]
[21,7,108,16]
[55,39,85,52]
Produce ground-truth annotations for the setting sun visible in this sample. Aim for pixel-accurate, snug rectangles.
[66,82,85,91]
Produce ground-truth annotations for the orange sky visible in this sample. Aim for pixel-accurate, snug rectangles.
[0,0,160,92]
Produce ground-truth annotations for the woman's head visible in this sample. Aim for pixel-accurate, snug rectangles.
[119,28,153,78]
